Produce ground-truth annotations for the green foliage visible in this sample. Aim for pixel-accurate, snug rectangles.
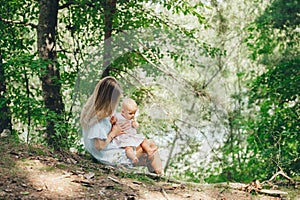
[1,0,215,150]
[54,116,84,151]
[0,0,81,149]
[1,0,239,185]
[244,0,300,178]
[247,57,300,176]
[1,0,43,143]
[202,0,300,183]
[256,0,300,29]
[167,136,204,181]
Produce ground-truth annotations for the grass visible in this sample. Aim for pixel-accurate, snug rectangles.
[112,184,123,191]
[120,172,155,184]
[28,145,49,156]
[55,163,68,170]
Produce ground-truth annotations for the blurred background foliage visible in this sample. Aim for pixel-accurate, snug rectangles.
[0,0,299,182]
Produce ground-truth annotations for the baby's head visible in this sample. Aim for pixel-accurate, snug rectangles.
[121,98,138,120]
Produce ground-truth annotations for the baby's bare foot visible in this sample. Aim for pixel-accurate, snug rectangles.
[132,157,139,164]
[147,146,158,158]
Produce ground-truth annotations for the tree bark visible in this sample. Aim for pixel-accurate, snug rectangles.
[0,50,12,133]
[37,0,64,147]
[102,0,117,78]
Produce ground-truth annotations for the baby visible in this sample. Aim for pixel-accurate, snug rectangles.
[111,98,158,163]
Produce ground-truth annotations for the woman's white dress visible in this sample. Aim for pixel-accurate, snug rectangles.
[82,117,132,166]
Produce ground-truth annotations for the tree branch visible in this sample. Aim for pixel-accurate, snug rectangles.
[266,167,295,184]
[110,67,155,100]
[58,0,104,11]
[164,121,179,173]
[175,118,222,162]
[0,17,37,28]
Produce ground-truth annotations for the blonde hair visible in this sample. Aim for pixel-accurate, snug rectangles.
[121,98,137,111]
[80,76,122,131]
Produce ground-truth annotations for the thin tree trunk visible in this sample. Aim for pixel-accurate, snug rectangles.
[102,0,117,78]
[37,0,64,147]
[164,122,179,173]
[228,115,235,165]
[0,50,12,133]
[23,66,31,143]
[164,132,178,173]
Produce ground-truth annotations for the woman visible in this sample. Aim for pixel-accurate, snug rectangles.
[80,76,163,174]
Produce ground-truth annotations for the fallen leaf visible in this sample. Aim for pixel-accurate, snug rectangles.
[4,189,12,193]
[84,172,95,179]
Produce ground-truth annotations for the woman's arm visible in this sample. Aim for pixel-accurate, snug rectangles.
[94,124,122,150]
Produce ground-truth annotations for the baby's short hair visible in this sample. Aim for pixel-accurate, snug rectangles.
[122,98,137,110]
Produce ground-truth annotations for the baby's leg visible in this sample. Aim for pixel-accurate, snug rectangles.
[125,146,138,163]
[141,139,158,158]
[135,141,163,175]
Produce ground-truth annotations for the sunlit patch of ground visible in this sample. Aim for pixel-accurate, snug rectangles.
[16,158,83,199]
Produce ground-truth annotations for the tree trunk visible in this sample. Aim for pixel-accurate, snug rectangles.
[164,125,179,173]
[37,0,64,147]
[0,50,12,133]
[102,0,117,78]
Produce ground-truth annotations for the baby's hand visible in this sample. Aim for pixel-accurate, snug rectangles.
[132,120,139,129]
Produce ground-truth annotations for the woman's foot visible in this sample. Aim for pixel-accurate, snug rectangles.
[155,168,164,175]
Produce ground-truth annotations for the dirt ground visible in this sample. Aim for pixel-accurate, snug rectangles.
[0,136,298,200]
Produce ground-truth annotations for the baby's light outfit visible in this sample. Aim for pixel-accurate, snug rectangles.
[113,113,145,147]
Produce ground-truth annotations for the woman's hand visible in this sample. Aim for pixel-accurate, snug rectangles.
[110,116,117,125]
[110,124,123,137]
[94,124,123,151]
[118,120,131,132]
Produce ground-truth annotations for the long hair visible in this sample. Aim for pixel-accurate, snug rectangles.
[80,76,122,131]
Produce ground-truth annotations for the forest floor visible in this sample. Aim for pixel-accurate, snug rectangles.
[0,135,299,200]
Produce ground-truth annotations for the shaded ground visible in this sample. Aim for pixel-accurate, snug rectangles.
[0,136,298,200]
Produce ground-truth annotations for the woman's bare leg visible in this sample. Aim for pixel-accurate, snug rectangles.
[147,150,163,174]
